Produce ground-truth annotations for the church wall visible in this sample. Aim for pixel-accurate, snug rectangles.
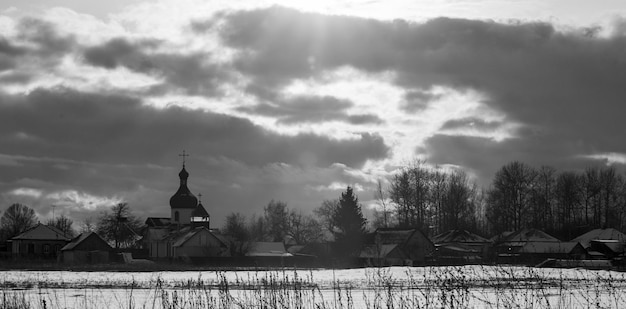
[171,208,194,225]
[173,230,226,257]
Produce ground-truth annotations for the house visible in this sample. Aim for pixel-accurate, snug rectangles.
[362,228,434,265]
[571,228,626,260]
[60,232,112,264]
[143,161,229,260]
[493,228,581,264]
[431,229,492,264]
[10,223,71,259]
[571,228,626,249]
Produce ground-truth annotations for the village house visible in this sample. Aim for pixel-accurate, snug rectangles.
[572,228,626,259]
[10,223,72,259]
[493,228,586,264]
[430,229,492,264]
[60,231,113,264]
[360,227,434,266]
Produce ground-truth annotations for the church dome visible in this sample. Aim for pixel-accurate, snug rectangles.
[170,166,198,209]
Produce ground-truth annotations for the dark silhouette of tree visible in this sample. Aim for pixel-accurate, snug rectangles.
[46,214,75,237]
[0,203,37,241]
[96,203,142,249]
[286,210,324,244]
[331,186,367,259]
[264,200,288,242]
[486,161,537,233]
[223,212,250,256]
[315,199,339,234]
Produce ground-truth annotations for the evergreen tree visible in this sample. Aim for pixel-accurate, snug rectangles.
[332,186,367,259]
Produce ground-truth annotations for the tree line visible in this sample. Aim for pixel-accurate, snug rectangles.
[375,160,626,240]
[4,160,625,250]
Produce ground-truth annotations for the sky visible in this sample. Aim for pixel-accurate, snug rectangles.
[2,0,626,228]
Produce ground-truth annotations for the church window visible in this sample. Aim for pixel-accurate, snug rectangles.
[175,211,179,222]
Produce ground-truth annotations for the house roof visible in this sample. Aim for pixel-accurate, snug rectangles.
[11,223,71,241]
[500,228,560,243]
[169,227,227,248]
[145,217,172,227]
[518,241,582,254]
[436,244,480,254]
[572,228,626,248]
[247,242,292,257]
[431,229,490,244]
[372,228,432,246]
[61,232,111,251]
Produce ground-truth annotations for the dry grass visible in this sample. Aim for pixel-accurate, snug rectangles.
[3,266,626,308]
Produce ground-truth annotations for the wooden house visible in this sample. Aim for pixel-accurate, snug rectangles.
[362,228,434,265]
[61,232,112,264]
[10,223,71,259]
[431,229,492,264]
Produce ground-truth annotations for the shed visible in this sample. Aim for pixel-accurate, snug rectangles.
[61,232,112,264]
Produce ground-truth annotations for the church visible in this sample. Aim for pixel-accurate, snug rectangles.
[143,155,229,260]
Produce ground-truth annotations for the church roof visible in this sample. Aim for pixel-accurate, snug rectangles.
[170,165,198,209]
[192,202,209,218]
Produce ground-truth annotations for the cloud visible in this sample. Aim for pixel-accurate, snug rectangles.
[82,38,229,96]
[216,6,626,179]
[239,95,383,125]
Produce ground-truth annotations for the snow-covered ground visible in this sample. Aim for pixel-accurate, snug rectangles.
[2,266,626,308]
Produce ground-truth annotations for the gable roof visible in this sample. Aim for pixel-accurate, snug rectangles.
[372,228,433,246]
[431,229,490,244]
[168,227,227,248]
[572,228,626,248]
[501,228,560,243]
[11,223,71,241]
[145,217,171,227]
[61,232,112,251]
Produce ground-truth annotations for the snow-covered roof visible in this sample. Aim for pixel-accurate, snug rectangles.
[431,229,490,244]
[500,228,560,243]
[572,228,626,248]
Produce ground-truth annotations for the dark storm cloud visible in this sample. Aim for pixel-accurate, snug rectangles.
[216,7,626,178]
[239,95,383,125]
[0,88,388,170]
[83,38,228,96]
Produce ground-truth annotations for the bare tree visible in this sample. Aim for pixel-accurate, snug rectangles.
[96,203,142,249]
[286,210,324,244]
[47,214,75,237]
[0,203,37,240]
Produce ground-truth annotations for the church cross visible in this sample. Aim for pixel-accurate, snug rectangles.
[179,150,190,165]
[198,193,202,202]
